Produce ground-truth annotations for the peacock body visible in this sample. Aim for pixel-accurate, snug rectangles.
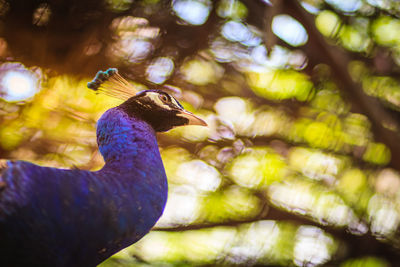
[0,70,206,266]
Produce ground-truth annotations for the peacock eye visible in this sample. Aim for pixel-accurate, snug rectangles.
[159,94,169,103]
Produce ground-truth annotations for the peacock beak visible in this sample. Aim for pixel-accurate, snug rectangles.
[177,110,208,126]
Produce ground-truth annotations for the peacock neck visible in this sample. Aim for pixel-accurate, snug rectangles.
[96,107,162,173]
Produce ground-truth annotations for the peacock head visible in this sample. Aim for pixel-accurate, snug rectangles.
[88,68,207,132]
[118,89,206,132]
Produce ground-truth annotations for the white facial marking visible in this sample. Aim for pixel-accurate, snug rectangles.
[149,92,171,109]
[144,91,183,110]
[170,96,181,108]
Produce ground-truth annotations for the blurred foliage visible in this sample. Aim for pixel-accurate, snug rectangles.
[1,0,400,266]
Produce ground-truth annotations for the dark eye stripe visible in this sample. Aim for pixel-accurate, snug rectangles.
[160,92,171,102]
[170,95,183,109]
[159,92,183,109]
[135,89,184,110]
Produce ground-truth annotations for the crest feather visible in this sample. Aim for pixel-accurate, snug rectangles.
[87,68,138,100]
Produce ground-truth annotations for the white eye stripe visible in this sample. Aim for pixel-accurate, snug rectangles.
[144,92,176,110]
[170,97,181,107]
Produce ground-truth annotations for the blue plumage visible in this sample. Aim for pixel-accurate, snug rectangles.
[0,86,206,266]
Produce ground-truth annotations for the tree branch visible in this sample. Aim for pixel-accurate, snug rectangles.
[153,204,400,265]
[282,0,400,170]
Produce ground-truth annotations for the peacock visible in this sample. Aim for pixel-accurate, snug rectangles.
[0,68,207,267]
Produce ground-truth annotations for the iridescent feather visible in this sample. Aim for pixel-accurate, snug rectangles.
[0,69,206,266]
[87,68,138,100]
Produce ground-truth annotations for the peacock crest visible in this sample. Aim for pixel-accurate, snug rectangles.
[87,68,137,100]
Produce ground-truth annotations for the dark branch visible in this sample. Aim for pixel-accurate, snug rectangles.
[153,204,400,265]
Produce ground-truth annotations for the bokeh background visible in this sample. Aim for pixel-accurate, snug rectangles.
[1,0,400,266]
